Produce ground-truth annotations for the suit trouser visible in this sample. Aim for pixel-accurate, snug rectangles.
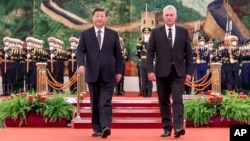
[88,78,115,132]
[156,65,185,130]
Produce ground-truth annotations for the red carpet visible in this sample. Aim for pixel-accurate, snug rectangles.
[0,127,229,141]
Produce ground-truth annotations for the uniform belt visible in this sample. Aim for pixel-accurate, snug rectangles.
[200,60,206,63]
[230,59,238,63]
[69,59,76,61]
[2,60,13,62]
[47,60,59,62]
[26,59,35,62]
[242,61,250,63]
[141,56,146,59]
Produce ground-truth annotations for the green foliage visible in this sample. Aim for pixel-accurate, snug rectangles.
[241,4,250,29]
[120,31,141,63]
[219,92,250,124]
[184,92,250,127]
[30,97,47,115]
[0,95,31,126]
[242,14,250,29]
[42,95,75,122]
[0,94,75,127]
[184,98,217,127]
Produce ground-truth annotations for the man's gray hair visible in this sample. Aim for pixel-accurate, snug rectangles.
[163,5,177,15]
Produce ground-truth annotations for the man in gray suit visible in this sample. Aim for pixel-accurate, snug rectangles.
[76,8,123,138]
[147,5,193,138]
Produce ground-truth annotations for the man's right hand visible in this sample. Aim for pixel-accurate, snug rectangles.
[148,72,156,81]
[78,66,85,74]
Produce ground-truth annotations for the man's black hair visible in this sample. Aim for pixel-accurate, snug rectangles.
[92,8,108,16]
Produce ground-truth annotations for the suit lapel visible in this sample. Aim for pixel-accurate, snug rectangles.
[159,26,169,48]
[89,27,100,50]
[173,26,179,48]
[101,27,108,50]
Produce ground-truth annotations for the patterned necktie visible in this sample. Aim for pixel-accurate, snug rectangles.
[168,28,172,47]
[97,30,102,47]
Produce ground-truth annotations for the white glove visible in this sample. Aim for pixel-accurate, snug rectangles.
[196,60,200,64]
[230,59,235,63]
[71,53,75,57]
[210,54,213,58]
[4,54,8,58]
[50,54,55,58]
[27,54,31,58]
[207,69,210,73]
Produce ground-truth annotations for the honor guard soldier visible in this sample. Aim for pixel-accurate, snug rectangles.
[55,39,67,93]
[208,38,219,63]
[8,38,20,94]
[136,27,153,97]
[46,37,57,92]
[136,37,143,96]
[194,36,209,81]
[240,40,250,94]
[217,41,229,93]
[15,39,26,93]
[225,35,241,91]
[24,37,38,92]
[36,40,47,63]
[114,37,128,96]
[0,37,12,95]
[67,37,79,94]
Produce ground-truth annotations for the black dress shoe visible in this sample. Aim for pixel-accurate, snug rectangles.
[161,130,171,137]
[174,128,185,138]
[92,132,100,137]
[101,127,111,138]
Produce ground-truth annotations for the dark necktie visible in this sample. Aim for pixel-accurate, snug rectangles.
[97,30,101,47]
[168,28,172,47]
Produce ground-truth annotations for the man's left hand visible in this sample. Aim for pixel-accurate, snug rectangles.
[116,74,122,83]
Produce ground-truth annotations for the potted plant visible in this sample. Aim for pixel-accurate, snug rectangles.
[0,94,31,127]
[184,91,250,127]
[184,96,217,127]
[0,93,75,127]
[219,91,250,124]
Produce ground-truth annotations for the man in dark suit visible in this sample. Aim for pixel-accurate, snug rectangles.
[76,8,123,138]
[146,5,193,138]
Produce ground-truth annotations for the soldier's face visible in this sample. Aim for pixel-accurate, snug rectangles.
[143,32,150,42]
[4,41,9,46]
[232,41,237,46]
[199,41,205,46]
[209,43,213,47]
[49,42,54,47]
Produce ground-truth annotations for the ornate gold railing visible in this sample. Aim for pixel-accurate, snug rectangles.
[185,63,221,94]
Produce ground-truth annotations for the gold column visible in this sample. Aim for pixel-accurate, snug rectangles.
[36,62,47,92]
[210,63,222,94]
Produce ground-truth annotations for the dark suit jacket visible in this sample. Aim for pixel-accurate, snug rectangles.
[76,26,123,82]
[147,25,193,77]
